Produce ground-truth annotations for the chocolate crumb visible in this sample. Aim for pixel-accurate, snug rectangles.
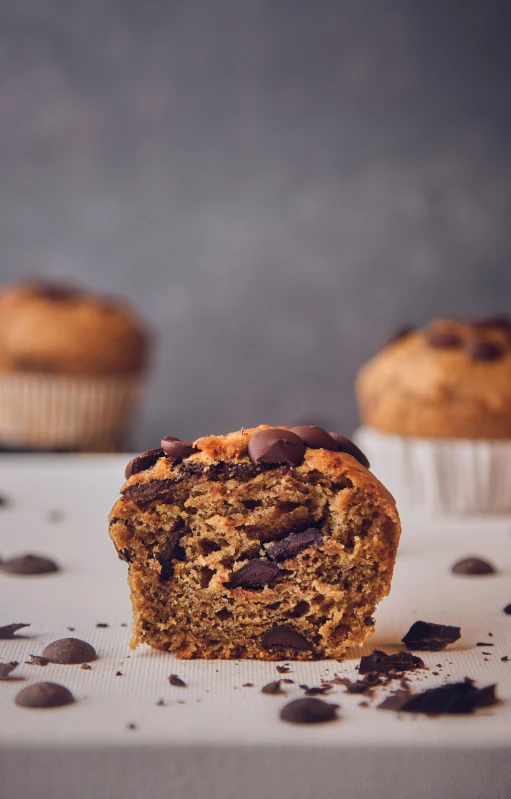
[432,671,440,676]
[378,679,498,715]
[67,627,75,632]
[501,656,509,662]
[280,678,294,684]
[276,665,291,674]
[0,661,19,680]
[402,621,461,651]
[280,697,339,724]
[96,623,109,628]
[303,685,333,696]
[261,680,284,695]
[0,622,30,639]
[116,671,122,676]
[27,655,49,666]
[476,642,494,646]
[358,700,369,708]
[156,699,165,706]
[127,723,137,730]
[169,674,186,687]
[242,683,254,687]
[81,663,91,670]
[359,650,425,675]
[503,604,511,615]
[364,616,375,626]
[46,509,65,523]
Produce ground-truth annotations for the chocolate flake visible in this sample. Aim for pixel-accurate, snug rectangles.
[27,655,49,666]
[402,621,461,652]
[0,661,19,680]
[0,554,59,575]
[261,680,284,695]
[267,528,323,562]
[262,625,314,652]
[81,663,92,670]
[452,558,495,575]
[302,685,333,696]
[476,642,494,647]
[169,674,186,687]
[359,649,425,675]
[0,622,30,639]
[231,559,281,589]
[96,623,109,628]
[276,664,291,673]
[378,679,498,715]
[280,698,339,724]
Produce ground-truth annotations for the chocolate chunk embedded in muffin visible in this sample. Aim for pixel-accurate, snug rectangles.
[109,424,400,660]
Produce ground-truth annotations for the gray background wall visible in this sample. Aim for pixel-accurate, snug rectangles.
[1,0,510,448]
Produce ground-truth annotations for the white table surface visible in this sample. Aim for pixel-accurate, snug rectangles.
[0,455,510,799]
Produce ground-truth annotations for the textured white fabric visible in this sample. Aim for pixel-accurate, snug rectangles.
[0,455,510,799]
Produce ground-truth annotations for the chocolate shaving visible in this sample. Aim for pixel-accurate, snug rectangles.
[378,679,498,715]
[0,622,30,639]
[402,621,461,651]
[359,649,425,675]
[0,661,19,680]
[169,674,186,687]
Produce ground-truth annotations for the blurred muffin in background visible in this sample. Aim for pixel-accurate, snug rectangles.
[0,281,150,451]
[355,316,511,513]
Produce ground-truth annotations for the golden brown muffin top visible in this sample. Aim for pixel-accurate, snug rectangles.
[356,317,511,439]
[0,281,149,376]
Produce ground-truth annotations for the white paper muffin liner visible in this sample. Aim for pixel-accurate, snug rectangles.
[0,373,143,451]
[354,425,511,514]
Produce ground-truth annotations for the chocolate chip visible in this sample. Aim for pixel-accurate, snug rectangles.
[328,433,370,469]
[364,616,375,626]
[125,448,164,480]
[425,328,462,349]
[161,437,195,459]
[27,655,49,666]
[261,680,284,695]
[0,661,19,680]
[503,604,511,615]
[402,621,461,652]
[276,664,291,673]
[267,528,323,562]
[0,554,59,575]
[158,525,185,582]
[502,656,509,662]
[452,558,495,575]
[122,478,175,506]
[289,426,338,451]
[280,697,339,724]
[0,623,30,639]
[41,638,97,665]
[127,723,137,730]
[378,679,498,715]
[262,625,313,652]
[231,559,281,589]
[359,649,425,675]
[116,671,123,676]
[35,283,79,301]
[15,682,75,709]
[465,339,504,361]
[248,428,305,467]
[386,325,416,345]
[169,674,186,687]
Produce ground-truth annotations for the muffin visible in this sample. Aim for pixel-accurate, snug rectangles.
[109,425,401,660]
[355,316,511,512]
[0,281,150,451]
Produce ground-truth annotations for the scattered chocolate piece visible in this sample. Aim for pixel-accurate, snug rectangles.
[67,627,75,632]
[465,339,504,361]
[281,678,294,684]
[359,650,425,675]
[169,674,186,687]
[276,664,291,673]
[402,621,461,652]
[503,604,511,615]
[452,558,495,575]
[289,426,338,451]
[230,559,281,589]
[425,328,462,349]
[261,680,284,695]
[267,528,323,562]
[332,673,383,695]
[125,448,164,480]
[476,642,494,647]
[156,699,165,706]
[248,428,305,467]
[358,700,369,708]
[501,656,509,662]
[0,623,30,639]
[386,325,416,346]
[27,655,49,666]
[96,623,109,628]
[127,723,137,730]
[0,661,19,680]
[280,697,339,724]
[328,433,370,469]
[242,683,254,687]
[378,679,498,715]
[42,638,97,665]
[303,685,333,696]
[161,437,195,459]
[81,663,91,670]
[0,554,59,575]
[262,625,314,652]
[15,682,75,709]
